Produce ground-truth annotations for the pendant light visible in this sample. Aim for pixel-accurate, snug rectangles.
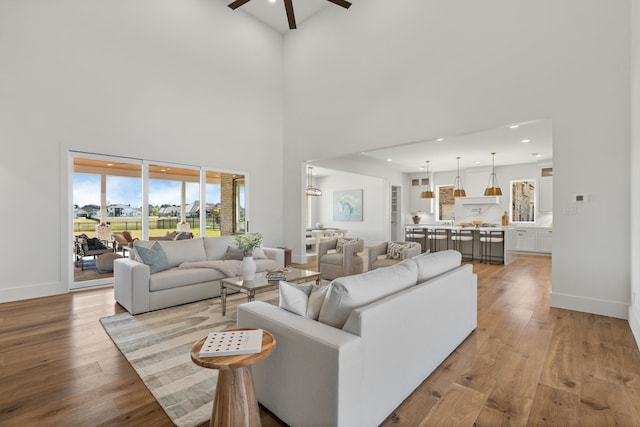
[453,157,466,198]
[484,152,503,196]
[420,161,435,199]
[305,166,322,196]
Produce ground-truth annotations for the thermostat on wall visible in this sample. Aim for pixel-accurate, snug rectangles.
[573,194,587,202]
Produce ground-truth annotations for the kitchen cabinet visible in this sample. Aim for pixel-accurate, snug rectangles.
[536,228,552,253]
[539,179,553,213]
[513,227,536,252]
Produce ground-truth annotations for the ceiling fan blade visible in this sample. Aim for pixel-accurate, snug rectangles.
[327,0,352,9]
[284,0,297,29]
[228,0,251,10]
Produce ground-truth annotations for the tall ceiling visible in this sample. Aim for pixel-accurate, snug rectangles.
[223,0,332,33]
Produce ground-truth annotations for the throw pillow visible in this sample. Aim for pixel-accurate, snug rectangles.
[279,281,329,320]
[279,281,314,316]
[134,241,171,274]
[386,242,412,260]
[252,247,268,259]
[336,237,358,253]
[224,246,244,261]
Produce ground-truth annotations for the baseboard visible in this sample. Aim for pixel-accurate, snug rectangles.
[0,281,67,303]
[550,291,628,320]
[629,306,640,350]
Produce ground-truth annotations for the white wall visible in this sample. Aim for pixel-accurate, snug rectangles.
[283,0,631,319]
[630,0,640,345]
[311,172,388,247]
[0,0,284,302]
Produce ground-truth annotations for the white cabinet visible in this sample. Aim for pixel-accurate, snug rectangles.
[513,228,536,252]
[536,228,552,253]
[539,179,553,213]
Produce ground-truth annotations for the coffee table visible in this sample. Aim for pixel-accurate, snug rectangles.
[220,267,322,316]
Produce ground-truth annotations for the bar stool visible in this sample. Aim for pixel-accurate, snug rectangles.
[479,229,504,264]
[427,227,449,252]
[406,227,427,253]
[450,228,474,261]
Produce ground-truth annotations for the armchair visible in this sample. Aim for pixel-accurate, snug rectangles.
[112,231,137,255]
[367,241,422,271]
[317,237,364,280]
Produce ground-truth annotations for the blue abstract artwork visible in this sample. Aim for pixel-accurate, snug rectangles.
[333,190,363,222]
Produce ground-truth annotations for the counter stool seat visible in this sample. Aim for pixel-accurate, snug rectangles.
[480,229,504,264]
[450,228,474,261]
[405,227,427,252]
[427,227,449,252]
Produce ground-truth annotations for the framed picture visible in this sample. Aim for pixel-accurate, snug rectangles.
[333,190,363,221]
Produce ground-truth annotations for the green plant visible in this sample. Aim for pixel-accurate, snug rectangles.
[234,232,263,257]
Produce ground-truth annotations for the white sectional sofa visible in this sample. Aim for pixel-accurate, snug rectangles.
[237,250,477,427]
[114,236,284,314]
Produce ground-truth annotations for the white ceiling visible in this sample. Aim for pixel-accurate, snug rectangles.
[312,119,553,175]
[223,0,332,33]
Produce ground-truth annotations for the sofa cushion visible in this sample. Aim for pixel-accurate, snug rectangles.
[203,236,237,261]
[318,259,418,328]
[254,258,278,272]
[135,241,171,274]
[386,242,412,260]
[157,238,206,268]
[413,250,462,283]
[149,267,225,292]
[252,247,268,259]
[279,281,329,320]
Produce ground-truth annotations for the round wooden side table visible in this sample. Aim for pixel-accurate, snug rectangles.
[190,328,276,427]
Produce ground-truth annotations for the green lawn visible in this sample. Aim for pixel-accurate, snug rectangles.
[73,217,221,239]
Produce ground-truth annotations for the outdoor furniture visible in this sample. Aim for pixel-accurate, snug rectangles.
[74,235,112,270]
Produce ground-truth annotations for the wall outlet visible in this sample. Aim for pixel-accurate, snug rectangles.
[562,205,577,215]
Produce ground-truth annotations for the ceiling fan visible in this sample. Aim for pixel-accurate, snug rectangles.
[228,0,352,30]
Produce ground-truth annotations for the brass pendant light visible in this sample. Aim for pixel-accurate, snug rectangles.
[420,160,435,199]
[484,152,503,196]
[305,166,322,196]
[453,157,466,198]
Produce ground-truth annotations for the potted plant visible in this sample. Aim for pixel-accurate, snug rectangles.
[234,233,263,280]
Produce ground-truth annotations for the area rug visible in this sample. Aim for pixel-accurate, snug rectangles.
[99,290,279,427]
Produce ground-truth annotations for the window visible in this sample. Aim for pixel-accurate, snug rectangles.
[510,179,536,222]
[436,185,455,221]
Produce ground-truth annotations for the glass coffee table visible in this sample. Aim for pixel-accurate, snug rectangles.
[220,267,322,316]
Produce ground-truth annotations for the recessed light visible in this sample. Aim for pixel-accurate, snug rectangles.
[532,153,542,158]
[436,138,444,142]
[269,0,276,3]
[474,161,481,165]
[509,124,520,129]
[387,159,393,162]
[521,139,531,143]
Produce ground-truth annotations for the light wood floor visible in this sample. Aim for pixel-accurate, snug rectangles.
[1,255,639,426]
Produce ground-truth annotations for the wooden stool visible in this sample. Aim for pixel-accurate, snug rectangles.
[191,329,276,427]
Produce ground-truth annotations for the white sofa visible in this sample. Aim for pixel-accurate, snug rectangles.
[237,250,476,427]
[114,236,284,314]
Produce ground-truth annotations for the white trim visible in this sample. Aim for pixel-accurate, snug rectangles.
[550,291,629,320]
[630,306,640,350]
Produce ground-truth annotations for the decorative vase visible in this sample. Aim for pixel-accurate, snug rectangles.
[412,215,420,224]
[241,256,256,281]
